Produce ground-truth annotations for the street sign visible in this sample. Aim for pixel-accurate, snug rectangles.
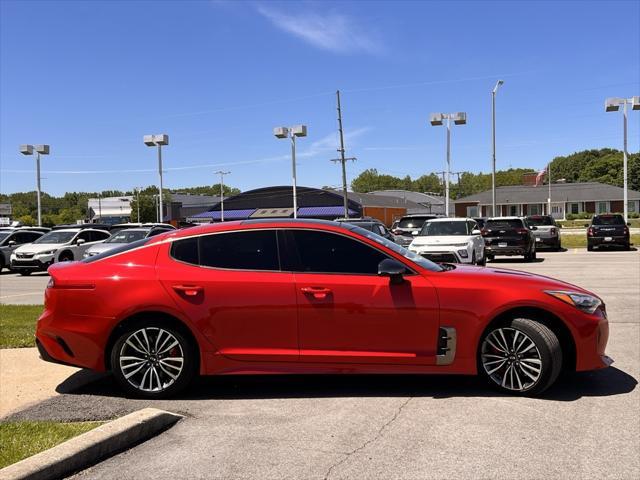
[0,203,12,215]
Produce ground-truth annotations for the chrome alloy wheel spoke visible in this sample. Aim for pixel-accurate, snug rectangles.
[119,328,184,393]
[481,327,542,392]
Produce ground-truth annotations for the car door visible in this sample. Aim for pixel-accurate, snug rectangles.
[468,220,483,258]
[156,229,299,362]
[282,229,440,365]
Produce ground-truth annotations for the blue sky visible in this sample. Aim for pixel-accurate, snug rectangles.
[1,0,638,196]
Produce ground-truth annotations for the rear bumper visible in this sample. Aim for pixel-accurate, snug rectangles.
[534,236,559,247]
[588,236,629,247]
[485,245,527,256]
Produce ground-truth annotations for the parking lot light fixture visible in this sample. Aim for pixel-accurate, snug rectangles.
[20,143,50,227]
[605,96,639,223]
[492,80,504,217]
[429,113,467,217]
[144,134,169,223]
[273,125,307,218]
[214,171,231,222]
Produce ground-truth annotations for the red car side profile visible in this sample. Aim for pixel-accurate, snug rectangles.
[36,219,612,398]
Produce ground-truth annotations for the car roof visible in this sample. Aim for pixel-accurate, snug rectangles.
[487,216,523,221]
[426,217,473,223]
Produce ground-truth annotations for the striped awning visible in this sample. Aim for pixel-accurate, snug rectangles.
[189,208,257,221]
[297,206,359,218]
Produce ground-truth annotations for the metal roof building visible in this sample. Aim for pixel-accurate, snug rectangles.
[454,182,640,219]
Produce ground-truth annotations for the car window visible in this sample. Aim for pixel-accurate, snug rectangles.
[199,230,279,270]
[467,221,477,232]
[284,230,389,275]
[77,231,93,242]
[147,228,170,237]
[92,230,111,241]
[106,230,148,243]
[421,221,468,236]
[171,237,199,265]
[0,232,11,244]
[486,219,524,230]
[34,231,77,244]
[526,216,554,226]
[592,215,624,226]
[376,225,386,235]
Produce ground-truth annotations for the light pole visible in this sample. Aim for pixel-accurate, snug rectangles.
[144,134,169,223]
[491,80,504,217]
[214,171,230,222]
[274,125,307,218]
[135,187,141,222]
[19,144,50,227]
[605,96,639,223]
[429,112,467,217]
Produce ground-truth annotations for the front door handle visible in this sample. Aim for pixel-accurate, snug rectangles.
[301,286,332,299]
[172,285,203,297]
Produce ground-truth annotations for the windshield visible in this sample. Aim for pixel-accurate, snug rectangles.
[397,217,432,229]
[105,230,148,243]
[34,231,76,244]
[486,219,524,230]
[349,226,444,272]
[526,216,554,226]
[420,221,468,236]
[592,215,624,226]
[0,233,9,244]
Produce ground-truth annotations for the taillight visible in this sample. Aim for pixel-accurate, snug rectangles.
[392,229,402,235]
[480,228,488,236]
[515,228,529,234]
[588,227,594,236]
[47,277,55,289]
[550,228,556,235]
[623,226,629,235]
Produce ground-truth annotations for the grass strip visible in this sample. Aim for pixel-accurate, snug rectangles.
[0,304,42,348]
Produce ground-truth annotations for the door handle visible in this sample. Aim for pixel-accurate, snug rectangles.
[172,285,203,297]
[300,286,332,299]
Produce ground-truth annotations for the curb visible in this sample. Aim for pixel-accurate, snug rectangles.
[0,408,183,480]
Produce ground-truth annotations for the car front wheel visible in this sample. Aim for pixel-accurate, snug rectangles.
[479,318,562,395]
[111,323,197,398]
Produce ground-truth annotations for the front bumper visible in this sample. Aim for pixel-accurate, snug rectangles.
[410,247,473,264]
[10,254,54,270]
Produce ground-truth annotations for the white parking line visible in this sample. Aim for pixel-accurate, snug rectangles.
[0,292,42,300]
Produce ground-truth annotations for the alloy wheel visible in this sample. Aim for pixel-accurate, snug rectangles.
[481,327,542,392]
[118,327,185,393]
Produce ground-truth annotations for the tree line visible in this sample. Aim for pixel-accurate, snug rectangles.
[350,149,640,197]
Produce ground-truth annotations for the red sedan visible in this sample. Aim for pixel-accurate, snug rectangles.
[36,219,611,398]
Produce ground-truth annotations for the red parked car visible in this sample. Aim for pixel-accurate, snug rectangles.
[36,219,611,398]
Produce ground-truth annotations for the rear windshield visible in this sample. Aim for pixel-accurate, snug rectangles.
[398,217,432,229]
[105,230,148,243]
[421,221,469,236]
[486,219,524,230]
[82,238,149,263]
[592,215,624,226]
[526,216,554,226]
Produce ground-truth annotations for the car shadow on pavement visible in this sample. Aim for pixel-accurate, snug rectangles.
[488,257,545,264]
[60,365,636,403]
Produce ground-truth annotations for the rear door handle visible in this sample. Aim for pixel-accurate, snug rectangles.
[300,286,332,299]
[172,285,203,297]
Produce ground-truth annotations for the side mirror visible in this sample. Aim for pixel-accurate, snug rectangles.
[76,238,86,245]
[378,258,406,285]
[8,240,16,246]
[471,229,481,235]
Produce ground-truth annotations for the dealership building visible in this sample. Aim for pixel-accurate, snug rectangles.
[187,186,425,226]
[454,182,640,219]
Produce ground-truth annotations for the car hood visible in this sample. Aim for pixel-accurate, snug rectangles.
[434,264,597,298]
[85,243,120,254]
[411,235,473,246]
[13,243,65,254]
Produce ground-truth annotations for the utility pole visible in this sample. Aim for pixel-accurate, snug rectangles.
[214,171,231,222]
[98,193,102,222]
[136,187,141,222]
[332,90,356,219]
[547,162,552,216]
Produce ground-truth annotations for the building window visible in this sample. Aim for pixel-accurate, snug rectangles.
[467,206,479,217]
[528,204,542,215]
[569,202,580,214]
[628,201,637,213]
[596,201,609,214]
[508,205,519,216]
[552,205,561,214]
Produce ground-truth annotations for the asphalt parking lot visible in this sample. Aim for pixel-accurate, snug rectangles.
[0,271,49,305]
[3,249,639,479]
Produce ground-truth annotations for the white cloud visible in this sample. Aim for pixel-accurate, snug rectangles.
[256,5,382,55]
[299,127,372,158]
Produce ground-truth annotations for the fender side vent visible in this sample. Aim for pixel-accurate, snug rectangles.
[436,327,456,365]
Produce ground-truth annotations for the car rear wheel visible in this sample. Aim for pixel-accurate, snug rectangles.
[111,323,197,398]
[480,318,562,395]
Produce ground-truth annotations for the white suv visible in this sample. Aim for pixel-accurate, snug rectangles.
[11,228,110,275]
[408,218,485,265]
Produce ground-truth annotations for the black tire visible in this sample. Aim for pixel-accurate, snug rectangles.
[477,251,486,266]
[487,254,494,262]
[624,243,631,251]
[479,317,562,396]
[111,321,197,398]
[587,244,593,252]
[471,251,476,265]
[58,251,74,262]
[19,270,31,276]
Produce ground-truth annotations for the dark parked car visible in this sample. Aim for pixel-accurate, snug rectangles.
[0,229,45,273]
[335,218,398,243]
[473,218,487,230]
[526,215,561,250]
[391,214,440,247]
[482,217,537,262]
[587,214,630,251]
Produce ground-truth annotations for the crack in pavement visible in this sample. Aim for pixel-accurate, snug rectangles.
[322,397,413,480]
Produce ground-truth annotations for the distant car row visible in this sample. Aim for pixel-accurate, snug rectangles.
[0,223,175,274]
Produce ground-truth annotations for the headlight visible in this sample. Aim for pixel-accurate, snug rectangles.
[36,250,56,256]
[545,290,602,314]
